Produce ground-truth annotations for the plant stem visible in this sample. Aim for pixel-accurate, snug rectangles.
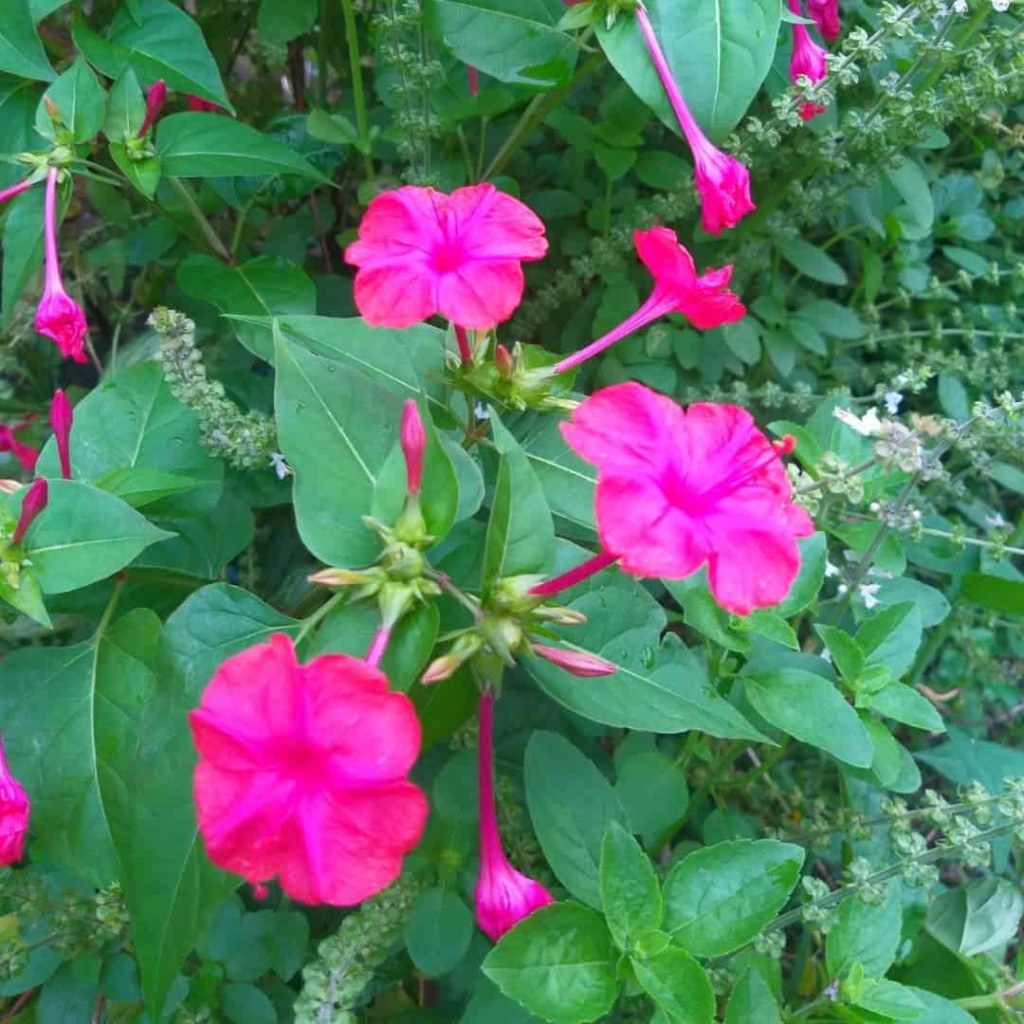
[169,178,232,263]
[340,0,374,178]
[296,591,345,642]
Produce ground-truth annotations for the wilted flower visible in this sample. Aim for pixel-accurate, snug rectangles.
[789,0,828,121]
[807,0,840,40]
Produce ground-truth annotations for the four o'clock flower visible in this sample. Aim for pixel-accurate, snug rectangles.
[0,416,40,474]
[789,0,829,121]
[475,692,553,940]
[12,478,48,546]
[530,644,617,677]
[50,389,73,480]
[400,400,426,496]
[807,0,840,41]
[187,95,225,113]
[0,734,30,866]
[0,177,39,207]
[35,168,88,364]
[554,227,745,374]
[634,4,755,234]
[137,79,167,137]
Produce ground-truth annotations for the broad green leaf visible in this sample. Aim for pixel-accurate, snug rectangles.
[631,947,715,1024]
[743,669,874,767]
[404,888,474,976]
[36,361,224,518]
[851,979,924,1020]
[826,886,902,979]
[886,158,934,234]
[36,964,96,1021]
[0,75,41,192]
[525,732,625,908]
[178,256,317,362]
[961,572,1024,615]
[274,330,403,567]
[861,715,902,789]
[257,0,317,43]
[902,988,982,1023]
[462,979,543,1024]
[72,0,228,108]
[483,414,555,594]
[0,561,50,627]
[662,840,804,957]
[35,58,105,142]
[156,113,325,179]
[926,877,1024,957]
[102,66,145,139]
[816,625,865,681]
[20,480,172,594]
[874,576,950,627]
[94,467,204,509]
[917,730,1024,796]
[482,903,619,1024]
[221,983,276,1024]
[868,682,944,732]
[780,238,848,286]
[110,141,162,198]
[129,585,298,1017]
[1,180,45,325]
[725,968,781,1024]
[0,0,54,80]
[599,822,662,949]
[614,749,688,844]
[426,0,578,89]
[597,0,780,141]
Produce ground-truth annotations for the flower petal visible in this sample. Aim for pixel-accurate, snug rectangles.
[437,260,525,328]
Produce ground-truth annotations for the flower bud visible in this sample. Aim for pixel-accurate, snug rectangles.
[308,566,376,587]
[421,634,482,685]
[494,344,514,380]
[0,734,30,866]
[137,79,167,137]
[0,479,22,495]
[531,644,617,677]
[43,97,61,123]
[400,400,426,496]
[11,478,48,545]
[49,389,73,480]
[772,434,796,456]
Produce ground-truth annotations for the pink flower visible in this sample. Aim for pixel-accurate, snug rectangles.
[634,6,755,235]
[35,169,88,364]
[561,383,814,615]
[554,227,745,373]
[789,0,828,121]
[138,79,167,137]
[0,734,30,866]
[12,478,48,545]
[50,389,73,480]
[0,415,39,474]
[187,95,225,113]
[344,184,548,330]
[0,178,37,206]
[400,400,426,496]
[807,0,840,41]
[475,693,553,940]
[531,645,617,677]
[467,66,479,97]
[190,634,428,905]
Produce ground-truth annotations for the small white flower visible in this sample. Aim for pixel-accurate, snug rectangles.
[270,452,291,480]
[952,0,968,12]
[833,406,884,437]
[824,560,841,578]
[474,401,491,421]
[821,648,833,665]
[985,512,1007,530]
[884,391,903,415]
[992,0,1009,10]
[858,583,881,609]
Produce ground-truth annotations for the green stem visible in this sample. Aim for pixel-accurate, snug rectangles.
[296,592,346,643]
[340,0,374,178]
[94,578,126,640]
[169,178,232,263]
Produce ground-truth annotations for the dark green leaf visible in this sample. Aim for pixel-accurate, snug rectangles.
[825,886,902,979]
[868,683,944,732]
[1,181,45,325]
[926,877,1024,957]
[724,968,781,1024]
[405,887,475,976]
[780,238,848,286]
[599,821,662,949]
[36,58,105,142]
[257,0,317,42]
[614,750,688,844]
[961,572,1024,615]
[816,626,864,681]
[851,979,924,1021]
[0,0,54,80]
[221,983,276,1024]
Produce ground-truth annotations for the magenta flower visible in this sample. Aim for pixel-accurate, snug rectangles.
[50,389,73,480]
[11,478,48,545]
[400,400,426,496]
[0,416,40,474]
[559,383,814,615]
[789,0,828,121]
[137,79,167,137]
[554,227,745,373]
[0,178,37,206]
[467,66,480,97]
[807,0,840,41]
[475,693,553,940]
[0,734,30,866]
[634,5,755,235]
[187,95,225,113]
[531,644,617,677]
[190,634,428,905]
[344,184,548,330]
[35,168,88,365]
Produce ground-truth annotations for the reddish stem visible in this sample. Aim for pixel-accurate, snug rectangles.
[454,325,472,364]
[528,550,618,599]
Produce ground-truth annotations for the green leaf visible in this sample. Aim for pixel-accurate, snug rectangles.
[36,361,224,518]
[926,876,1024,957]
[661,840,804,957]
[743,669,874,767]
[72,0,228,109]
[826,887,902,979]
[725,968,781,1024]
[17,480,172,594]
[0,562,50,627]
[739,611,798,651]
[156,113,325,179]
[482,903,619,1024]
[886,158,934,234]
[961,572,1024,615]
[274,330,404,567]
[0,75,41,193]
[780,238,848,286]
[918,730,1024,794]
[1,179,45,325]
[816,626,865,681]
[850,979,924,1021]
[857,602,923,676]
[0,0,54,80]
[178,256,317,362]
[93,467,204,510]
[110,141,162,198]
[597,0,780,141]
[902,988,981,1024]
[483,414,555,594]
[614,749,688,844]
[102,66,145,138]
[631,947,715,1024]
[221,983,276,1024]
[426,0,578,89]
[599,821,662,949]
[861,715,902,789]
[257,0,317,43]
[525,732,625,908]
[797,299,866,340]
[36,58,105,142]
[404,888,474,976]
[868,682,944,732]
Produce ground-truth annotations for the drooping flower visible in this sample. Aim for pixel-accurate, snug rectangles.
[0,415,39,474]
[634,5,755,234]
[137,79,167,137]
[554,227,744,373]
[559,383,814,615]
[807,0,840,40]
[344,184,548,330]
[475,693,553,940]
[35,168,88,364]
[400,400,426,496]
[12,478,48,545]
[190,634,428,905]
[789,0,829,121]
[50,389,73,480]
[0,734,30,866]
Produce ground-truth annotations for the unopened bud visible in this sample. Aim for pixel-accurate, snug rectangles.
[43,97,61,123]
[400,400,426,496]
[11,478,48,545]
[49,389,73,480]
[772,434,796,456]
[531,644,617,677]
[494,344,514,380]
[137,79,167,138]
[0,480,22,495]
[532,605,588,626]
[308,566,374,587]
[421,634,482,685]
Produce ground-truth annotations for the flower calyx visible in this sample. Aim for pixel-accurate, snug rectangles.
[457,341,577,413]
